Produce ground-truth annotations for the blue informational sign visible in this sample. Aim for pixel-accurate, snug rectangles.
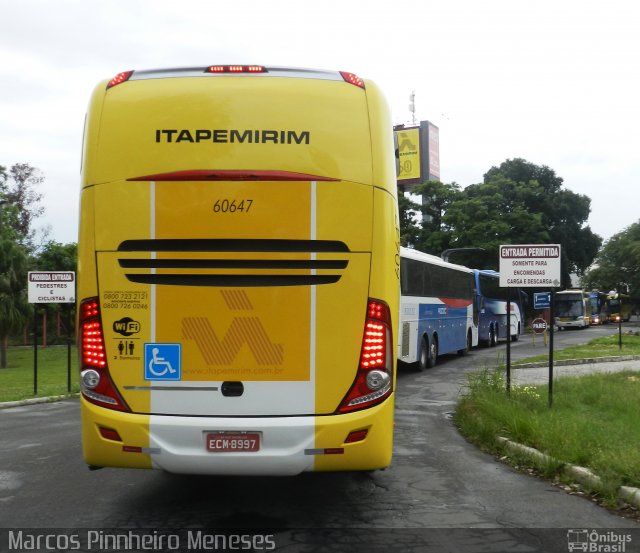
[533,292,551,310]
[144,343,182,381]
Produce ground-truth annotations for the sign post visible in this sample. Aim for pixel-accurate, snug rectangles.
[27,271,76,395]
[499,245,561,405]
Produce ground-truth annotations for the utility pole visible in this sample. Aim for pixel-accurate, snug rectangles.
[409,91,416,126]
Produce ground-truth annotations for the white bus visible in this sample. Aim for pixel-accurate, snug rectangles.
[554,289,591,329]
[398,247,478,369]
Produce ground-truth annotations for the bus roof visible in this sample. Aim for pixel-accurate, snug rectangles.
[83,65,395,192]
[400,246,473,274]
[110,66,357,86]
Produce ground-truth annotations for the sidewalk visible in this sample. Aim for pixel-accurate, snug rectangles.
[511,355,640,385]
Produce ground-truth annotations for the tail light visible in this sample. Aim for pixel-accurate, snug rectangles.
[338,299,393,413]
[79,298,129,412]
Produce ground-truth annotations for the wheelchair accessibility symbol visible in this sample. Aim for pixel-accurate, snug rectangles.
[144,343,181,381]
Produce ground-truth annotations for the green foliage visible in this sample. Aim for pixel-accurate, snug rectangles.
[0,345,79,401]
[398,193,421,247]
[515,333,640,365]
[0,161,77,366]
[1,163,46,252]
[35,241,77,272]
[398,158,602,281]
[456,369,640,501]
[0,237,31,368]
[583,220,640,302]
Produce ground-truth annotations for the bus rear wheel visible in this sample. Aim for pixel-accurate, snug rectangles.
[458,331,472,356]
[419,336,437,370]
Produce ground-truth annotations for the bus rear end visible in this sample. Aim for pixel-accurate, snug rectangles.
[78,66,399,474]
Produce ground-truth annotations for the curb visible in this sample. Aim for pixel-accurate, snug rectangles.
[514,355,640,370]
[0,393,79,410]
[497,437,640,509]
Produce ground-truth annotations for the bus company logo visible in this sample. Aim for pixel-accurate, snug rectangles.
[182,290,284,366]
[567,529,631,552]
[113,317,141,337]
[155,128,311,145]
[397,131,418,153]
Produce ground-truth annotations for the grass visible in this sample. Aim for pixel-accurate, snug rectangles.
[455,367,640,503]
[0,345,79,403]
[515,332,640,365]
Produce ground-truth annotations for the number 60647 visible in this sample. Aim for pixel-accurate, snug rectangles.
[213,199,253,213]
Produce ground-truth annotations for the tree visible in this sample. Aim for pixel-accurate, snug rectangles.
[583,221,640,302]
[395,159,602,282]
[398,180,461,255]
[0,237,30,368]
[443,174,550,268]
[484,159,601,279]
[34,241,77,272]
[398,192,421,247]
[414,181,461,255]
[0,163,47,252]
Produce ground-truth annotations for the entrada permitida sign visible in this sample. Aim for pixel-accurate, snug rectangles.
[499,244,561,288]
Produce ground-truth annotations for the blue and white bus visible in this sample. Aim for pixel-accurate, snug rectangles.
[398,247,478,370]
[473,269,526,346]
[588,291,609,325]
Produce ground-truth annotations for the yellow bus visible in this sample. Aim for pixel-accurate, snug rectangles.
[78,65,399,475]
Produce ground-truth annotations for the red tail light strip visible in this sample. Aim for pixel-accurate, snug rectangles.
[79,297,130,412]
[337,299,393,413]
[127,170,339,182]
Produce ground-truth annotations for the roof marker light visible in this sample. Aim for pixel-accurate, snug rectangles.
[106,70,134,89]
[340,71,365,89]
[205,65,267,74]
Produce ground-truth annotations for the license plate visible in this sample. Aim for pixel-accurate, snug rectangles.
[205,432,261,453]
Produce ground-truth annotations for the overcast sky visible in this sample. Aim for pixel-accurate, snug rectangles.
[2,0,639,245]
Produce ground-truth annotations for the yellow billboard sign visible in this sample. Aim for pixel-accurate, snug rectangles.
[395,127,421,184]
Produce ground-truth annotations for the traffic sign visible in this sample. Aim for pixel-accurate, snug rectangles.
[27,271,76,304]
[499,244,562,288]
[534,292,551,310]
[532,318,548,334]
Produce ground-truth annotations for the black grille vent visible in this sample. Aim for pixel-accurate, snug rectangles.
[118,239,349,288]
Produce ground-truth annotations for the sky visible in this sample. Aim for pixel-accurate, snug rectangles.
[2,0,640,245]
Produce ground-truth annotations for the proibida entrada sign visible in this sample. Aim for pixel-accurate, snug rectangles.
[27,271,76,304]
[498,244,561,288]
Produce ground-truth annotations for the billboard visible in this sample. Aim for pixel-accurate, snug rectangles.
[426,122,440,181]
[395,120,440,189]
[396,126,421,185]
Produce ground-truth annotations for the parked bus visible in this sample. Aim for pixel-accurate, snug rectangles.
[473,269,526,346]
[398,247,478,370]
[588,291,609,325]
[554,289,592,329]
[78,65,400,475]
[607,291,632,323]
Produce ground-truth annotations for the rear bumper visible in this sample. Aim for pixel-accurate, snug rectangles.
[556,320,586,328]
[81,395,394,475]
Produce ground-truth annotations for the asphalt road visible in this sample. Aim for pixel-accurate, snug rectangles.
[1,323,638,552]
